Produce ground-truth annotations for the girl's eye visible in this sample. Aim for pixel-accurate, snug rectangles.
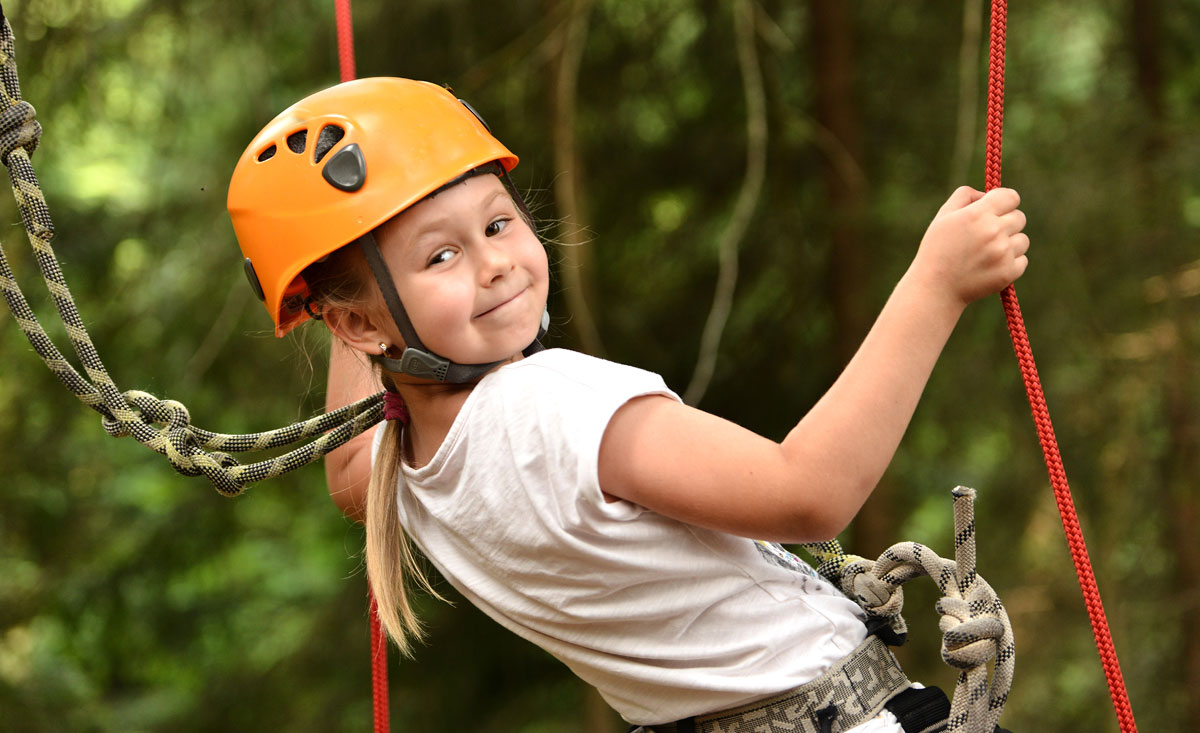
[428,248,456,267]
[485,218,509,237]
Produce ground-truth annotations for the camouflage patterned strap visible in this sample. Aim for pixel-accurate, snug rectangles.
[641,635,910,733]
[0,15,384,495]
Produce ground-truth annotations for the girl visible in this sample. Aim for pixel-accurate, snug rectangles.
[228,78,1027,732]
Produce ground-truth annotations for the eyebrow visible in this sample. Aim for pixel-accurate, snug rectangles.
[407,187,512,245]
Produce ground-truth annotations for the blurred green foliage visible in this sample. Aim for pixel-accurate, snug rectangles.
[1,0,1196,730]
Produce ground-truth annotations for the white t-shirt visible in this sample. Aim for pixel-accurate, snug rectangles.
[383,349,902,728]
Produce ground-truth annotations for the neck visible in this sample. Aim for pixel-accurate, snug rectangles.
[383,352,525,467]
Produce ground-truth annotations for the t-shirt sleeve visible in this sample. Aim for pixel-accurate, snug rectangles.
[498,351,680,516]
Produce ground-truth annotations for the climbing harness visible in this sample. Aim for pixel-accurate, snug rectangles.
[643,635,912,733]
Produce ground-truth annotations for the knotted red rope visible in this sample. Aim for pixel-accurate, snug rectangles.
[332,4,389,732]
[984,3,1136,730]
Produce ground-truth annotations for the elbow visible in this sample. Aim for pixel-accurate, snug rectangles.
[779,507,849,544]
[766,483,860,544]
[329,482,366,523]
[324,453,367,524]
[323,423,379,524]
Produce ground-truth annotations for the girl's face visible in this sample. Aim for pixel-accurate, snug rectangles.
[372,174,549,368]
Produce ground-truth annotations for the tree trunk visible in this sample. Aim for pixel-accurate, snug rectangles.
[548,0,605,357]
[808,1,888,554]
[1132,1,1199,725]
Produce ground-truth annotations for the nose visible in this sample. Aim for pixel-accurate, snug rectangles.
[475,237,514,285]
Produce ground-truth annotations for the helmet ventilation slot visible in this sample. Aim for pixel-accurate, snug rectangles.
[286,130,307,154]
[313,124,346,164]
[256,144,277,162]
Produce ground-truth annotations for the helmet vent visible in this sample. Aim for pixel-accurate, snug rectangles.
[256,144,277,162]
[286,130,307,154]
[313,124,346,164]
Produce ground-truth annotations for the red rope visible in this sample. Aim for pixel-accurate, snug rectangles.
[335,0,357,83]
[984,3,1137,730]
[368,591,390,733]
[332,4,388,731]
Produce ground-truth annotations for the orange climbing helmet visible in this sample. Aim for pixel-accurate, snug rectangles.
[228,77,518,337]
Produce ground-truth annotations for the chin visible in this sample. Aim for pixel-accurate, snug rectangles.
[443,337,539,367]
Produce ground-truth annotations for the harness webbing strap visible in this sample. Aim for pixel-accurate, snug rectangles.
[648,636,910,733]
[983,3,1137,730]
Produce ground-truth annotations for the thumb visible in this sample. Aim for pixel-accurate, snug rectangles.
[937,186,984,217]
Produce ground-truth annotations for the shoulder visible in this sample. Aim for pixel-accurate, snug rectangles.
[465,349,679,474]
[490,349,678,404]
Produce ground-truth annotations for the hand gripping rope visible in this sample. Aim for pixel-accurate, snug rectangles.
[802,488,1014,733]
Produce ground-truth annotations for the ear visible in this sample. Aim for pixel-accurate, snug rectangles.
[323,304,392,357]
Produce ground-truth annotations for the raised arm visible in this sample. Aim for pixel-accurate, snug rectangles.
[324,338,384,522]
[599,187,1029,542]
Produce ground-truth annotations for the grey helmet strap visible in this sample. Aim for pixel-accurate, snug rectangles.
[356,230,546,383]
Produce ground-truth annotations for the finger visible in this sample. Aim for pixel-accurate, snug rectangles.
[979,187,1020,213]
[1011,232,1030,256]
[1000,209,1027,235]
[1010,254,1029,281]
[939,185,984,215]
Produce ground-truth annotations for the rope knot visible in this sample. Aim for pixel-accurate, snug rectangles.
[837,558,909,641]
[936,594,1005,670]
[100,391,245,494]
[844,560,904,615]
[0,99,40,165]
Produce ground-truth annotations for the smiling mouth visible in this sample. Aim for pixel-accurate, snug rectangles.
[475,287,528,318]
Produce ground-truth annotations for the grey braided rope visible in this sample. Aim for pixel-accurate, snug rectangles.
[802,487,1015,733]
[0,16,384,495]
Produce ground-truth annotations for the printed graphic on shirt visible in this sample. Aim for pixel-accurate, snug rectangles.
[754,540,821,580]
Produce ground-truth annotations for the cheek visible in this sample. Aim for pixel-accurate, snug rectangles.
[522,239,551,290]
[386,276,448,346]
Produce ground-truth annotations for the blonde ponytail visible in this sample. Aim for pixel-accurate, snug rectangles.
[364,418,444,656]
[303,240,445,654]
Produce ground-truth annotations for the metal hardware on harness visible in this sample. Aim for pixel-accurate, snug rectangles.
[638,635,910,733]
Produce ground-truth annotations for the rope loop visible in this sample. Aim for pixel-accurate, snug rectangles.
[0,98,39,165]
[803,487,1015,733]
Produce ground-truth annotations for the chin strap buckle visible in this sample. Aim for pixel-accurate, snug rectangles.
[397,348,450,382]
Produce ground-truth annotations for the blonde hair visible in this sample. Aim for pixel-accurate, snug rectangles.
[364,419,444,655]
[302,245,444,656]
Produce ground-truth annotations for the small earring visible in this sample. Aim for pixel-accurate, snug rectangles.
[379,342,390,355]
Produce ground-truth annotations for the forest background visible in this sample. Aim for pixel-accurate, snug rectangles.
[1,0,1196,730]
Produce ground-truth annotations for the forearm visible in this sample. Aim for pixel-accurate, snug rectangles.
[599,188,1027,543]
[781,267,965,532]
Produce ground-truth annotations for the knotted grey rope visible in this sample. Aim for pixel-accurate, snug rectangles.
[0,15,384,495]
[802,487,1015,733]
